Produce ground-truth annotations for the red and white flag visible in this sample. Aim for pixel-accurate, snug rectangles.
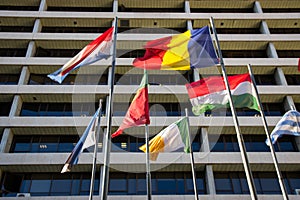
[48,27,114,84]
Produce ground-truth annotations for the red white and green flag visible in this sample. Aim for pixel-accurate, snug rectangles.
[185,73,260,115]
[112,71,150,138]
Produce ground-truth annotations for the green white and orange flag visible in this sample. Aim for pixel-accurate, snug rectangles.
[139,117,190,161]
[112,71,150,138]
[185,73,260,115]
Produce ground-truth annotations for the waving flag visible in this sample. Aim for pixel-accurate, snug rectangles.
[139,117,190,161]
[48,27,114,84]
[133,26,219,70]
[112,71,150,138]
[61,108,100,173]
[186,73,260,115]
[266,110,300,145]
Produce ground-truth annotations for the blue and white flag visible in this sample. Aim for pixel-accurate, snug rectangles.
[266,110,300,146]
[61,108,100,173]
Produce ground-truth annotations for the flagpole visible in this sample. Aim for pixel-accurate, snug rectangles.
[89,99,103,200]
[247,64,289,200]
[145,124,152,200]
[209,17,258,200]
[100,17,118,200]
[185,108,199,200]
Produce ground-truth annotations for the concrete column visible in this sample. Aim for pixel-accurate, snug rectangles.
[33,19,42,33]
[9,95,23,117]
[184,1,199,82]
[26,41,37,58]
[254,1,271,34]
[260,21,270,34]
[284,96,296,111]
[201,128,210,152]
[0,128,14,153]
[107,67,113,87]
[284,96,299,151]
[18,66,30,85]
[185,1,193,34]
[205,165,216,194]
[274,67,287,86]
[113,0,118,13]
[253,1,263,13]
[39,0,48,11]
[267,43,278,58]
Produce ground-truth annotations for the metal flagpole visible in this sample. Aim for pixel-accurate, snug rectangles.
[247,64,289,200]
[145,124,152,200]
[100,17,118,200]
[185,108,199,200]
[144,68,152,200]
[89,99,103,200]
[209,17,258,200]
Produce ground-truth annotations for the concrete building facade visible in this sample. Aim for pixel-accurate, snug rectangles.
[0,0,299,199]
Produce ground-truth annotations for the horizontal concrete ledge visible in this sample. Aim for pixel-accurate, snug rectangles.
[0,116,287,127]
[0,152,299,166]
[1,32,300,42]
[1,10,300,20]
[1,195,300,200]
[0,57,298,67]
[0,85,299,95]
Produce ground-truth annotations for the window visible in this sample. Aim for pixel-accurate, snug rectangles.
[118,6,184,13]
[215,171,300,195]
[262,103,285,116]
[210,134,239,152]
[0,6,39,11]
[35,47,80,57]
[284,172,300,194]
[114,102,191,117]
[0,172,202,196]
[296,104,300,112]
[118,49,146,58]
[111,131,201,153]
[0,102,12,116]
[210,134,298,152]
[47,7,112,12]
[111,135,144,152]
[214,172,249,194]
[0,48,27,57]
[0,74,19,85]
[254,74,276,85]
[286,75,300,85]
[41,26,111,33]
[109,172,206,195]
[29,74,108,85]
[191,8,254,13]
[192,131,202,152]
[215,28,260,34]
[263,8,300,13]
[117,27,187,34]
[1,172,99,197]
[11,135,80,153]
[277,50,300,58]
[222,50,268,58]
[115,72,193,85]
[254,172,281,194]
[0,26,33,32]
[205,102,284,117]
[269,28,300,34]
[21,102,102,117]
